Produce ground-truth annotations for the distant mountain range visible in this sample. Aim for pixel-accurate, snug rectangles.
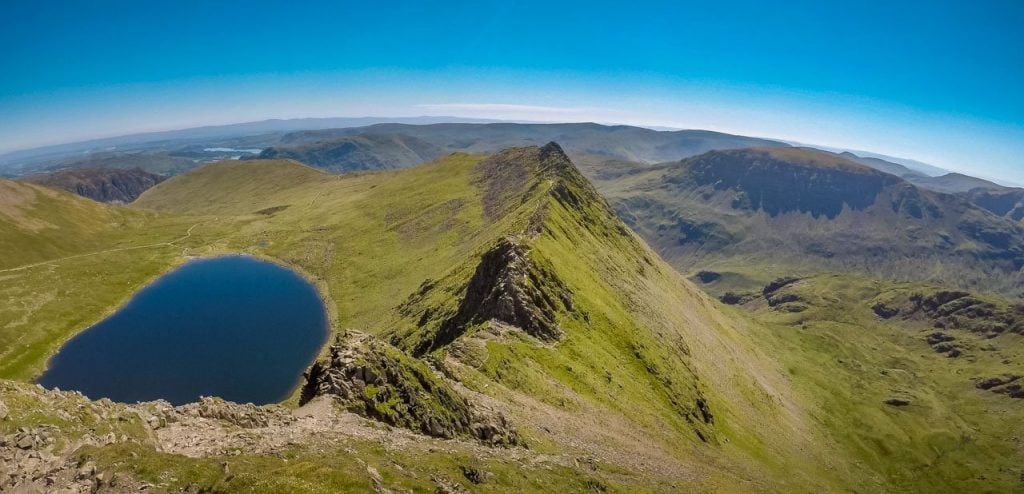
[4,118,1013,193]
[8,120,1021,235]
[784,141,951,177]
[591,147,1024,296]
[247,123,789,174]
[0,116,506,173]
[253,133,446,173]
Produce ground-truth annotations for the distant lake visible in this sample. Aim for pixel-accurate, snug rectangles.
[203,147,263,153]
[38,256,328,405]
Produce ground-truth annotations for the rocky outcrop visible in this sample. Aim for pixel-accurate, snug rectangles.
[414,238,574,354]
[694,271,722,284]
[0,425,131,493]
[975,375,1023,398]
[763,277,801,296]
[0,387,150,493]
[904,291,1024,338]
[927,332,962,357]
[759,278,807,312]
[719,292,755,305]
[23,167,164,203]
[872,302,900,319]
[173,397,295,429]
[301,332,519,446]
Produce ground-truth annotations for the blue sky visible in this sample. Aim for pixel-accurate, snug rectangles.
[1,0,1022,182]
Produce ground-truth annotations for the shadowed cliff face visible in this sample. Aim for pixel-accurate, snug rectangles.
[23,167,164,203]
[672,148,898,219]
[965,188,1024,222]
[596,147,1024,296]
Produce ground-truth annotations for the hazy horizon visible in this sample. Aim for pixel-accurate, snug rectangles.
[2,1,1022,182]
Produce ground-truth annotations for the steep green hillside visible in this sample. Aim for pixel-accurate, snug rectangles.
[137,147,842,489]
[0,179,190,269]
[596,147,1024,296]
[3,145,1024,492]
[719,274,1024,492]
[0,180,203,379]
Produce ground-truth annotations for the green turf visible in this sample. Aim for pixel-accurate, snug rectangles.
[2,149,1023,492]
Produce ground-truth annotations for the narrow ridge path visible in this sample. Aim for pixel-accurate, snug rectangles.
[0,222,202,274]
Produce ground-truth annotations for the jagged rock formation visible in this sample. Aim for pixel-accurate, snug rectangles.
[763,277,801,297]
[975,375,1023,398]
[301,332,519,446]
[414,238,573,354]
[902,291,1024,337]
[394,143,598,356]
[184,397,295,428]
[23,167,164,203]
[870,288,1024,363]
[0,380,532,492]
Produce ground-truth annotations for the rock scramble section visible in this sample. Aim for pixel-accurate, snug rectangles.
[301,331,519,445]
[392,143,616,356]
[0,380,555,492]
[387,142,724,451]
[413,237,574,354]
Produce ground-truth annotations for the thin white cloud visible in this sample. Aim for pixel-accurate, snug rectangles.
[416,103,595,116]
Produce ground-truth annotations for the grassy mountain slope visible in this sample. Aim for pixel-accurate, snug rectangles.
[596,147,1024,296]
[23,167,165,203]
[4,146,1024,491]
[138,147,845,491]
[720,274,1024,492]
[0,179,200,379]
[4,147,835,491]
[0,179,188,269]
[253,133,445,173]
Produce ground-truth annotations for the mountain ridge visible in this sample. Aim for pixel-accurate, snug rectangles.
[595,146,1024,296]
